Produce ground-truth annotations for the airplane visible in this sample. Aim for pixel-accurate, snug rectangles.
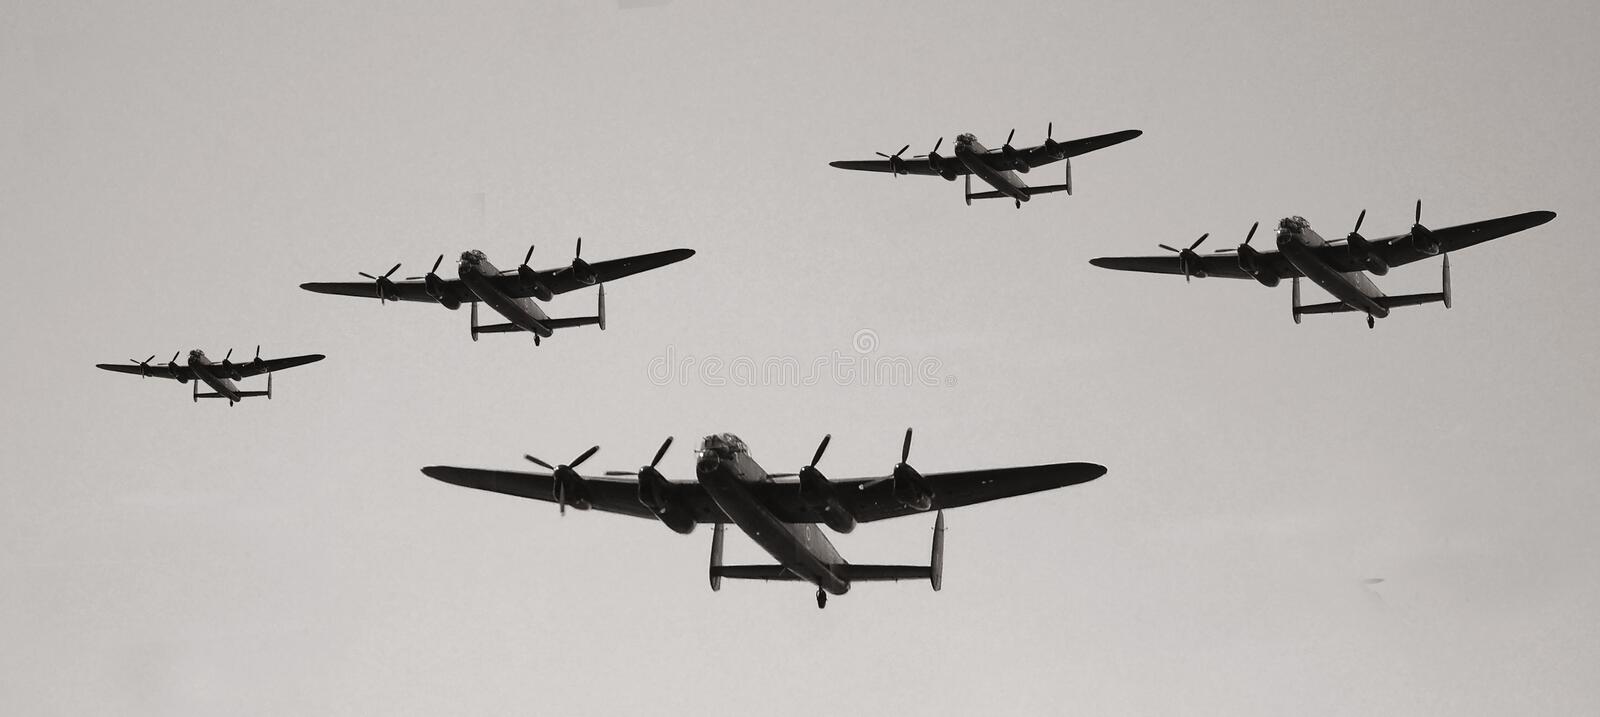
[422,430,1107,608]
[95,347,324,405]
[828,124,1142,208]
[1088,202,1557,328]
[299,239,695,344]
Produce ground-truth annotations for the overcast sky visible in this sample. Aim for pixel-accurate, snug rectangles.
[4,1,1598,714]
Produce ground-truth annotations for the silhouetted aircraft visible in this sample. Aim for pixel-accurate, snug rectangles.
[423,430,1106,608]
[96,348,324,405]
[299,239,694,344]
[829,125,1141,208]
[1089,203,1556,328]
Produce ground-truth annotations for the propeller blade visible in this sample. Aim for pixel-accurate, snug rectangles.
[1353,209,1366,234]
[254,345,261,361]
[1188,233,1210,251]
[650,436,674,468]
[570,445,600,469]
[604,470,638,476]
[523,244,535,266]
[143,354,156,364]
[575,237,582,259]
[1158,244,1181,253]
[1047,121,1053,140]
[171,352,180,363]
[383,263,402,278]
[358,272,377,280]
[811,434,831,467]
[524,455,555,470]
[1415,199,1422,225]
[932,137,943,154]
[224,348,233,361]
[1005,128,1015,146]
[896,144,910,157]
[431,254,444,274]
[1245,222,1259,245]
[901,428,913,464]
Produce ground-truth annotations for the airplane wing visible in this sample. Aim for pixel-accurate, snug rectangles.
[1088,252,1296,280]
[420,466,730,523]
[752,462,1108,524]
[228,354,326,379]
[95,362,194,381]
[300,249,695,303]
[298,279,466,304]
[1013,129,1143,169]
[828,158,959,177]
[524,248,697,297]
[1361,210,1555,271]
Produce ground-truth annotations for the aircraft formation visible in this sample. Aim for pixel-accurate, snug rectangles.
[99,122,1557,608]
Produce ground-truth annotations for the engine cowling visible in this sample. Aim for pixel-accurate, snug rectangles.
[552,468,592,512]
[1236,245,1280,287]
[518,265,553,301]
[1346,234,1390,275]
[220,360,243,381]
[799,466,856,533]
[891,463,933,512]
[1001,145,1029,173]
[424,273,461,309]
[1410,226,1441,256]
[570,258,598,286]
[636,467,694,534]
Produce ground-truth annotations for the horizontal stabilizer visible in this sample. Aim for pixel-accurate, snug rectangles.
[1376,292,1447,309]
[542,315,602,330]
[965,189,1013,201]
[472,322,524,334]
[712,565,802,581]
[1022,183,1073,197]
[1293,300,1357,316]
[838,564,932,582]
[235,390,270,398]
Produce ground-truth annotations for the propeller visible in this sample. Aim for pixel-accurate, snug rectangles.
[913,138,946,176]
[1352,208,1367,237]
[876,144,912,176]
[526,446,599,516]
[1043,121,1065,158]
[358,263,403,303]
[128,354,156,377]
[605,436,674,477]
[513,244,553,300]
[406,254,460,308]
[1000,129,1028,172]
[1159,233,1210,281]
[570,237,597,285]
[251,345,265,371]
[1410,199,1441,255]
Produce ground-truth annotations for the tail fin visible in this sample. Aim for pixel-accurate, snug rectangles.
[1063,158,1073,196]
[931,509,945,591]
[1442,253,1452,309]
[1291,277,1302,325]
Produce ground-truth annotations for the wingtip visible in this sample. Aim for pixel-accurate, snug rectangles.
[1087,257,1115,268]
[827,161,847,168]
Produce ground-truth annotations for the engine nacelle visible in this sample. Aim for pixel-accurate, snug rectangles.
[1410,226,1441,256]
[518,265,554,302]
[1002,145,1029,173]
[636,467,695,534]
[799,466,856,533]
[220,361,243,381]
[891,463,933,512]
[570,258,598,286]
[927,153,958,181]
[552,468,592,511]
[1346,234,1390,275]
[1236,245,1279,287]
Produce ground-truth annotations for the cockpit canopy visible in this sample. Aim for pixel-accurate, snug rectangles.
[956,133,977,144]
[189,349,205,359]
[459,250,486,265]
[1278,216,1310,234]
[698,433,748,459]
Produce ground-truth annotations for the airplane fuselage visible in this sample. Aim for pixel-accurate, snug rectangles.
[1274,218,1389,318]
[186,351,241,403]
[457,251,554,337]
[694,436,852,595]
[954,134,1029,202]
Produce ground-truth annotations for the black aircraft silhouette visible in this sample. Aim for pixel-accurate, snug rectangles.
[96,348,324,405]
[1090,203,1556,328]
[423,430,1106,608]
[299,239,694,344]
[829,124,1141,208]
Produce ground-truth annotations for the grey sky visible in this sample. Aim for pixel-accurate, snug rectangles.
[4,0,1598,714]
